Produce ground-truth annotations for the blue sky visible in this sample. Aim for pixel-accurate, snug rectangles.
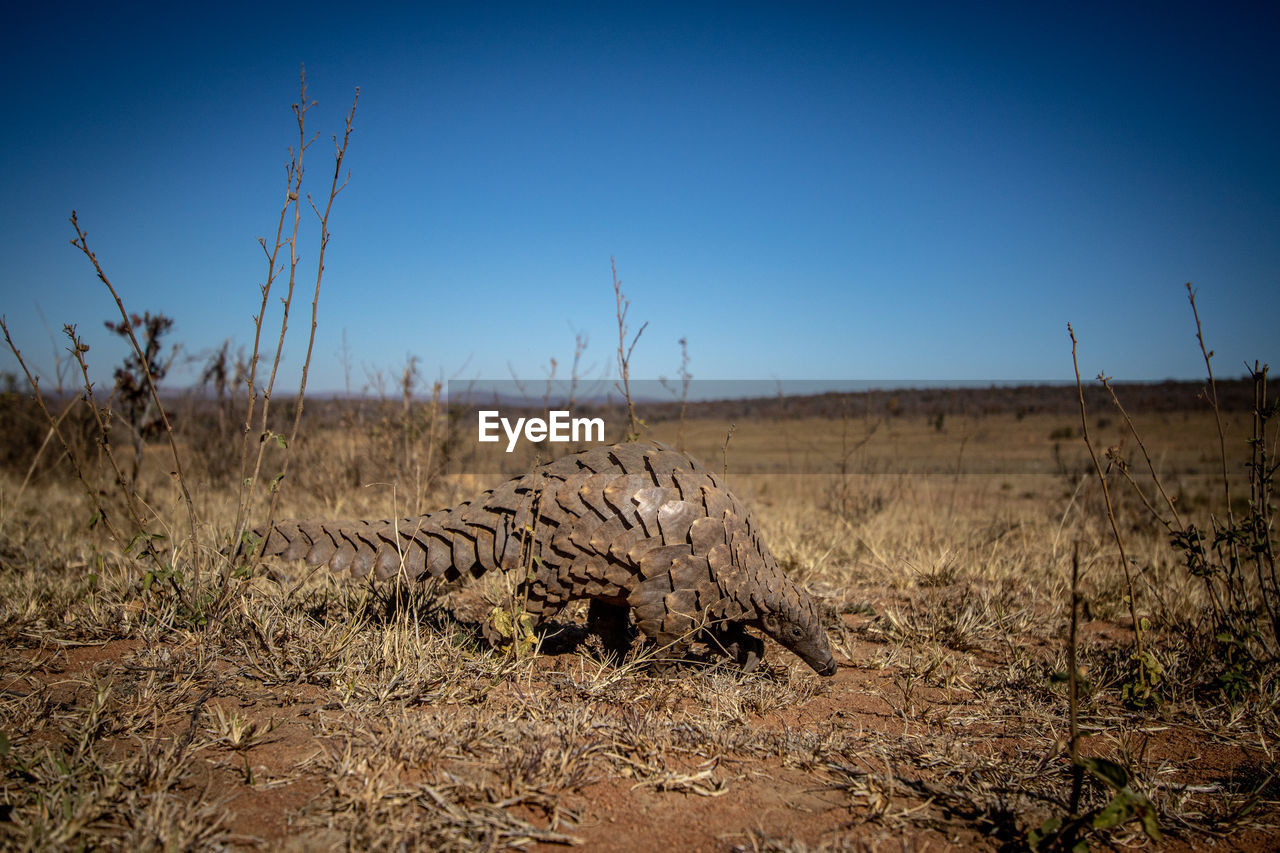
[2,2,1276,395]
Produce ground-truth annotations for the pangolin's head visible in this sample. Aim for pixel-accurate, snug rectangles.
[753,582,837,677]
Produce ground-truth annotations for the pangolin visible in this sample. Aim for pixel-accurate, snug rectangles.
[256,441,836,675]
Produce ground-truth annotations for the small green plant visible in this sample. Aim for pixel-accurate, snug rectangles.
[485,601,538,658]
[1029,756,1161,852]
[485,504,543,661]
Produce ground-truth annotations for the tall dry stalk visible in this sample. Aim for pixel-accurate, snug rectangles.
[1184,283,1254,625]
[229,75,313,553]
[1067,324,1149,687]
[611,257,647,440]
[1067,541,1084,834]
[659,337,691,452]
[401,354,421,482]
[419,379,443,504]
[1099,375,1185,532]
[4,269,198,613]
[229,70,358,583]
[63,325,154,545]
[1,322,125,547]
[270,84,359,513]
[567,330,588,411]
[1187,283,1235,529]
[68,215,203,577]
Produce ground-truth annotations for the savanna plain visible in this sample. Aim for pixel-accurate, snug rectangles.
[0,381,1277,851]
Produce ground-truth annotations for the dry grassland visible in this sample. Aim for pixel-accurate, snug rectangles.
[0,401,1276,851]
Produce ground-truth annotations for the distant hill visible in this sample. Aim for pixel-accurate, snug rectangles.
[653,378,1262,421]
[439,378,1264,423]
